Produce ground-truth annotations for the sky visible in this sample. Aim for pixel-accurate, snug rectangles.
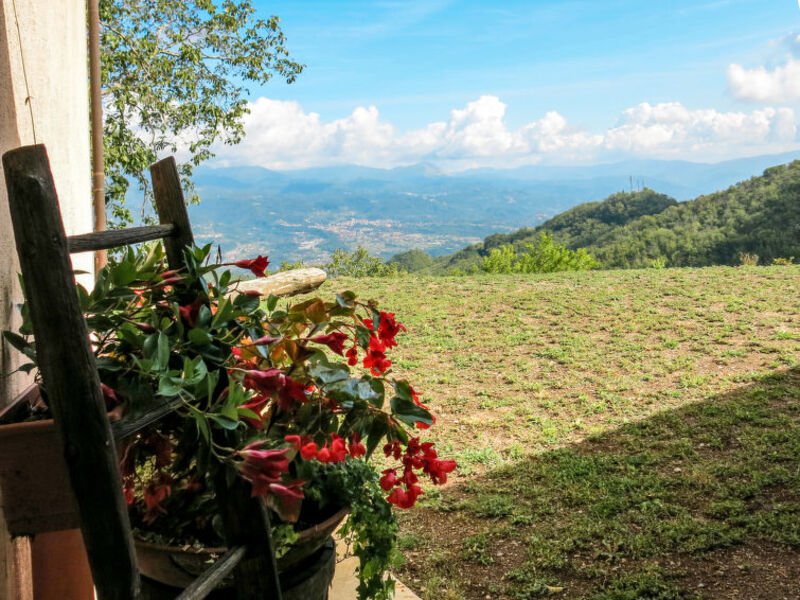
[211,0,800,171]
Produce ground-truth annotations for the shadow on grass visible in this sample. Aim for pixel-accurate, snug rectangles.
[402,368,800,600]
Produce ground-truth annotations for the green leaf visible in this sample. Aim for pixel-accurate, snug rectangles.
[157,377,183,397]
[308,360,350,385]
[365,417,388,459]
[188,328,213,345]
[390,397,434,428]
[237,407,260,421]
[111,260,138,286]
[197,304,212,328]
[208,414,240,430]
[233,293,260,315]
[2,331,31,354]
[142,333,158,359]
[211,298,234,328]
[355,325,371,348]
[195,415,211,443]
[335,291,356,308]
[266,294,279,312]
[156,331,170,369]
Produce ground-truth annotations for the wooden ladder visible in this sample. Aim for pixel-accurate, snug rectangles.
[3,144,283,600]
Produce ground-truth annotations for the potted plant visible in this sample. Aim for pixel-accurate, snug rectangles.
[3,242,456,599]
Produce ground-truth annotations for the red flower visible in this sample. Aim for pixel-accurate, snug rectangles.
[310,332,349,356]
[243,369,283,395]
[178,297,205,328]
[301,441,319,460]
[243,370,307,413]
[242,290,262,297]
[316,445,331,463]
[143,473,173,523]
[239,395,269,429]
[346,346,358,366]
[277,377,308,412]
[149,432,173,469]
[100,383,119,410]
[409,385,436,430]
[330,435,348,462]
[284,434,302,450]
[236,443,290,497]
[376,311,406,349]
[251,335,281,346]
[348,433,366,458]
[386,484,423,509]
[235,255,269,278]
[123,480,135,506]
[380,468,398,491]
[426,458,457,485]
[383,440,402,460]
[266,480,305,515]
[363,336,391,375]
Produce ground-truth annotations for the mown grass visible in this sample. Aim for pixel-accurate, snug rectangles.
[333,266,800,599]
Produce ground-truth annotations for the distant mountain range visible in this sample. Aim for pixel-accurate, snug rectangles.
[395,160,800,274]
[187,151,800,266]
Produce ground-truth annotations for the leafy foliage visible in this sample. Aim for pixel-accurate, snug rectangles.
[100,0,303,224]
[5,243,454,599]
[481,233,599,274]
[404,162,800,273]
[388,250,435,273]
[325,246,403,278]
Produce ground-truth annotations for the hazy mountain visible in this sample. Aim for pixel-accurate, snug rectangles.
[187,152,799,266]
[404,161,800,274]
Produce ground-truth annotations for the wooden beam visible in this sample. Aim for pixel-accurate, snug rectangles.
[110,397,183,441]
[67,224,176,254]
[150,157,194,271]
[174,545,247,600]
[3,145,140,600]
[213,473,283,600]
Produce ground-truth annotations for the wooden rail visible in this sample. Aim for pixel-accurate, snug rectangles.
[68,224,176,253]
[3,145,284,600]
[174,545,247,600]
[151,156,194,271]
[3,144,140,600]
[110,397,184,441]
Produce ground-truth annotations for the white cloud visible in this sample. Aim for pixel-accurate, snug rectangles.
[211,96,799,170]
[727,56,800,103]
[604,103,796,155]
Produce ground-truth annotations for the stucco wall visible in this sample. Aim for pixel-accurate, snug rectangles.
[0,1,93,597]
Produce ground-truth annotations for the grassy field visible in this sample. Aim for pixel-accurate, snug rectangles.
[334,266,800,600]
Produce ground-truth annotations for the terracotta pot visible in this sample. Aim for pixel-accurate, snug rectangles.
[134,505,348,589]
[0,385,80,536]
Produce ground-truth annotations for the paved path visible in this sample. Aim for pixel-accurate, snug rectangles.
[329,538,420,600]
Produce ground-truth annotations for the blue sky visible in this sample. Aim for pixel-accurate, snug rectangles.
[214,0,800,170]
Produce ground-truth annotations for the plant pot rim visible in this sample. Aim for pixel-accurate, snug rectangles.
[133,504,349,555]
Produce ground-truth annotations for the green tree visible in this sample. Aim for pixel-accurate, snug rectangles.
[481,233,599,274]
[325,247,402,278]
[100,0,303,225]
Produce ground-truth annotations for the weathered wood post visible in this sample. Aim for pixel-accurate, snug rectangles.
[3,145,140,600]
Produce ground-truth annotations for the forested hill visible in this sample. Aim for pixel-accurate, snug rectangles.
[393,161,800,273]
